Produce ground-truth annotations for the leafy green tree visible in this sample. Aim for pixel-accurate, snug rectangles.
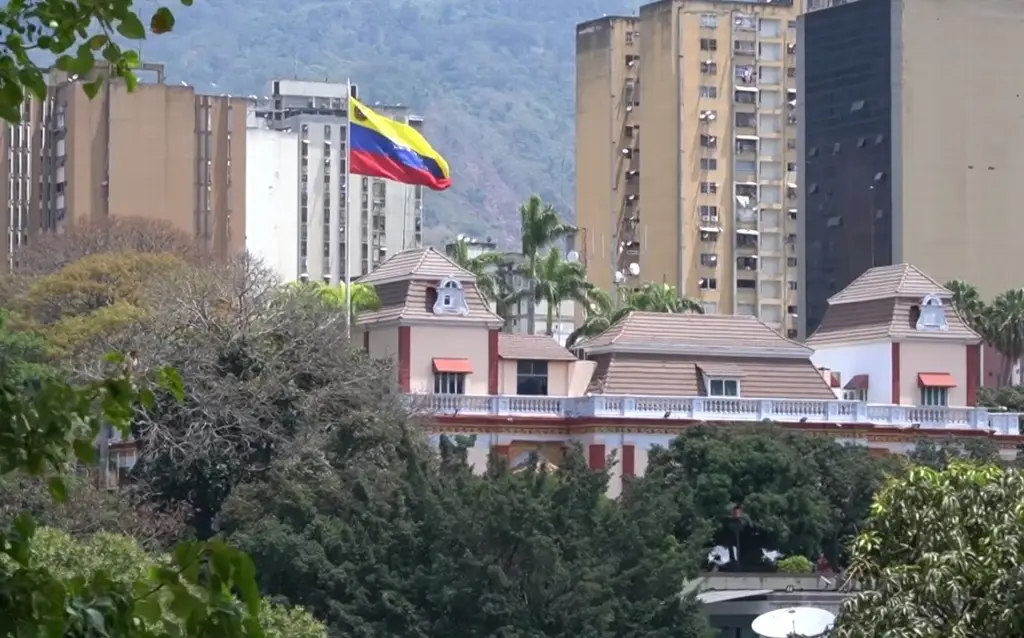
[835,463,1024,637]
[645,425,899,570]
[0,309,54,384]
[221,438,711,637]
[907,435,1001,470]
[0,0,189,122]
[14,251,186,356]
[0,353,269,636]
[17,526,327,638]
[288,280,382,315]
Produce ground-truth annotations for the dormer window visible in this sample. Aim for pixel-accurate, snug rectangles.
[708,378,740,397]
[915,294,949,331]
[432,277,470,316]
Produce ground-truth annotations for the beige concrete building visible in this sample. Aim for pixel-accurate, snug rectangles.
[798,0,1024,337]
[1,63,246,268]
[576,0,803,338]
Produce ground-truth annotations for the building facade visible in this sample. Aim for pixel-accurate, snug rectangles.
[576,0,803,338]
[105,252,1022,493]
[343,248,1021,497]
[809,264,983,408]
[796,0,1024,337]
[248,80,424,283]
[1,63,246,268]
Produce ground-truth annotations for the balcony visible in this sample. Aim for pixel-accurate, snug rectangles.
[414,394,1021,434]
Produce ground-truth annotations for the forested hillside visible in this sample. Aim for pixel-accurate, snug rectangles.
[142,0,638,245]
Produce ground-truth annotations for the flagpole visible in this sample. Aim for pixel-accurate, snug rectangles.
[345,78,353,340]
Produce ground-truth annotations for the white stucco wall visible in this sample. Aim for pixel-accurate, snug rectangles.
[811,342,893,403]
[245,127,299,281]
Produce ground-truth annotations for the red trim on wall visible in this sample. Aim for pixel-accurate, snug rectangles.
[493,445,510,459]
[397,326,411,392]
[891,342,901,404]
[362,330,370,353]
[621,445,636,477]
[966,344,981,406]
[488,329,499,394]
[588,444,606,470]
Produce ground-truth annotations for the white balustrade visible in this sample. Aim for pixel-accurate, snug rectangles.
[413,394,1021,434]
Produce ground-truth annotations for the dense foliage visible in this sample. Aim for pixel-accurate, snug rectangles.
[835,463,1024,637]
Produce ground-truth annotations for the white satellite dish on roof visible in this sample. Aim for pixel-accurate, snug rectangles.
[627,262,640,276]
[751,607,835,638]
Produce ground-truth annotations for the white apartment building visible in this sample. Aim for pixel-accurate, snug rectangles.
[245,79,424,283]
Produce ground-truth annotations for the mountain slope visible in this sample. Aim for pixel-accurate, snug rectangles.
[142,0,638,246]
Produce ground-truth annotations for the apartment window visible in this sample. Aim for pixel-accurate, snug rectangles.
[708,378,740,397]
[737,278,757,290]
[758,18,782,38]
[788,281,798,290]
[700,158,717,170]
[700,13,718,28]
[699,205,719,220]
[700,253,718,267]
[516,360,549,396]
[701,61,718,75]
[759,42,783,62]
[844,389,868,402]
[700,182,718,194]
[735,112,756,128]
[920,386,949,407]
[700,38,717,51]
[788,257,798,267]
[787,66,796,78]
[699,86,718,98]
[433,372,466,395]
[625,31,635,44]
[699,277,718,290]
[701,302,718,314]
[700,134,717,148]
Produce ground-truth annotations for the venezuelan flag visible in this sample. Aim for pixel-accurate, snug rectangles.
[348,97,452,191]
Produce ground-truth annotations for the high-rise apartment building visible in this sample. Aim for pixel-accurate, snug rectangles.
[0,63,246,268]
[796,0,1024,338]
[249,80,424,283]
[576,0,803,337]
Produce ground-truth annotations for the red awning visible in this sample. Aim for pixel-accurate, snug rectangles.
[432,358,473,374]
[844,374,869,391]
[918,372,956,388]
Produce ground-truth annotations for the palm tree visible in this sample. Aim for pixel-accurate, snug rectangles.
[447,237,508,302]
[987,288,1024,385]
[565,282,703,348]
[518,195,574,334]
[532,249,600,337]
[944,279,988,333]
[627,282,705,314]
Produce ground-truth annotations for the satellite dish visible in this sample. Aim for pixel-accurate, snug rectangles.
[566,250,580,263]
[627,262,640,276]
[614,271,626,284]
[751,607,835,638]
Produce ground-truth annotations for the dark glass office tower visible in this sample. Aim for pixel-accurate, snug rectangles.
[797,0,893,337]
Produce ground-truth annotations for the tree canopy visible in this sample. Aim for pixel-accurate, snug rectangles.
[221,439,710,637]
[835,463,1024,637]
[645,425,903,570]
